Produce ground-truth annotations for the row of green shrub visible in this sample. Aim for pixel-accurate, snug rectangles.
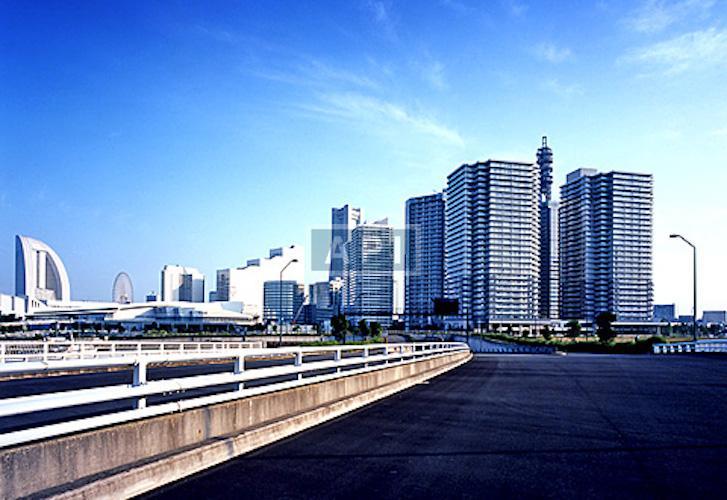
[300,336,386,347]
[482,333,667,354]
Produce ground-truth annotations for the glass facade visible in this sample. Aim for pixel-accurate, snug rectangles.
[263,280,305,323]
[404,193,445,329]
[343,221,394,325]
[329,205,362,281]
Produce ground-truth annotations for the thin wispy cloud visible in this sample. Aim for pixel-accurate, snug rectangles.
[533,42,573,63]
[542,78,584,97]
[193,24,238,43]
[621,27,727,75]
[413,59,448,90]
[364,0,397,39]
[502,0,528,17]
[711,127,727,137]
[625,0,716,34]
[251,57,380,91]
[424,61,447,90]
[307,60,380,89]
[300,92,464,146]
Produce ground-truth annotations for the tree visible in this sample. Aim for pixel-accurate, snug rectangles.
[542,325,553,341]
[566,320,581,339]
[370,322,383,339]
[331,314,349,343]
[357,319,370,339]
[595,312,617,343]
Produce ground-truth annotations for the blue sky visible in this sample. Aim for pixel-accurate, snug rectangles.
[1,0,726,315]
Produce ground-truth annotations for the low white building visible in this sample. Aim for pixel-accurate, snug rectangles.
[20,299,254,330]
[2,235,252,331]
[0,293,27,319]
[161,265,205,303]
[215,245,304,322]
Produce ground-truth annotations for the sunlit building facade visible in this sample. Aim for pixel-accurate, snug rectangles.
[560,169,653,321]
[329,204,362,281]
[343,220,394,325]
[404,193,445,329]
[15,235,71,303]
[161,265,205,303]
[444,161,540,329]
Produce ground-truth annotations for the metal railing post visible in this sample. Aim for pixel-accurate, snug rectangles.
[334,347,341,373]
[234,355,245,391]
[363,346,369,368]
[295,350,303,380]
[133,360,148,409]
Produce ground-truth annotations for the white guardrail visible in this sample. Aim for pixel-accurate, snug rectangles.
[0,340,263,363]
[653,339,727,354]
[0,342,469,449]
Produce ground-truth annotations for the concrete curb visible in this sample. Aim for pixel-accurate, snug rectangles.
[50,351,472,499]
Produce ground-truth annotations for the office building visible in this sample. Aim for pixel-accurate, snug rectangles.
[15,235,71,303]
[653,304,676,322]
[444,161,540,329]
[160,265,205,303]
[560,169,653,322]
[307,280,338,323]
[537,137,559,320]
[309,281,333,310]
[343,219,394,325]
[263,280,305,323]
[404,193,445,329]
[112,272,133,304]
[329,204,362,280]
[216,245,304,322]
[702,310,726,324]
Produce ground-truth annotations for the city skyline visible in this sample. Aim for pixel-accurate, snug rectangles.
[1,1,726,315]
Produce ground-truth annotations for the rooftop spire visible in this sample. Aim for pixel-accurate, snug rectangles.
[537,136,553,202]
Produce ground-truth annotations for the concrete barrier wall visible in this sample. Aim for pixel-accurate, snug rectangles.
[1,350,470,499]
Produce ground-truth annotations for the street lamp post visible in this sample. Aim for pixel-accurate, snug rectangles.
[278,258,299,347]
[669,234,697,342]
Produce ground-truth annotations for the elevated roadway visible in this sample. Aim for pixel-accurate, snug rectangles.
[149,353,727,499]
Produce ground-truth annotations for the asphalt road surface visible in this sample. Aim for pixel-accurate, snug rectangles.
[147,354,727,499]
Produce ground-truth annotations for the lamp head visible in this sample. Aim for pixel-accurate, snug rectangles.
[669,234,679,238]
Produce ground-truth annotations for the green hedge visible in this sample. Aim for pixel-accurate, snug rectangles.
[300,336,386,347]
[482,334,667,354]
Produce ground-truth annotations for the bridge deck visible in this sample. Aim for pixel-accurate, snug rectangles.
[147,354,727,499]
